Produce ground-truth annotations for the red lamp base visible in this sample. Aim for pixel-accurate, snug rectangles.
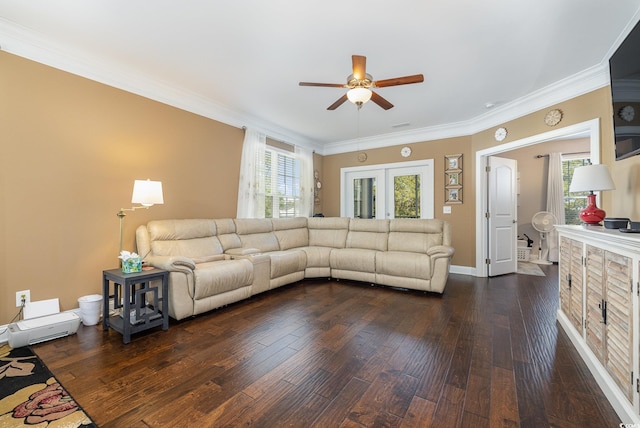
[579,193,606,225]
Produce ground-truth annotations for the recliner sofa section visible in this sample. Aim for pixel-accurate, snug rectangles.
[136,217,454,320]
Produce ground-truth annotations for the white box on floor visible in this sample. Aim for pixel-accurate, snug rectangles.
[7,312,80,348]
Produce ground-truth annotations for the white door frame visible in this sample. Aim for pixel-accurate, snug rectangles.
[487,156,518,276]
[474,118,601,277]
[341,159,434,219]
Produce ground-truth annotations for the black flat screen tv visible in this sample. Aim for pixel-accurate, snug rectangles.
[610,19,640,160]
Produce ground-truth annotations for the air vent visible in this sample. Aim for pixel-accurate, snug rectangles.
[391,122,410,128]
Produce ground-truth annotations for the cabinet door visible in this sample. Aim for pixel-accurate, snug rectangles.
[559,237,572,316]
[604,251,633,401]
[569,240,584,332]
[585,245,606,363]
[559,237,585,333]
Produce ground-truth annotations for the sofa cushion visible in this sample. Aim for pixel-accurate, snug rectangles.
[234,218,280,252]
[330,248,377,272]
[148,219,217,240]
[192,254,226,264]
[147,219,223,258]
[235,218,273,234]
[193,259,253,299]
[388,219,446,252]
[301,246,332,268]
[346,219,389,251]
[308,217,350,248]
[268,250,307,279]
[376,252,431,280]
[272,218,309,250]
[215,219,243,251]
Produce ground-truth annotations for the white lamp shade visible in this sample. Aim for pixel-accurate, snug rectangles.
[569,164,615,193]
[131,179,164,206]
[347,87,372,105]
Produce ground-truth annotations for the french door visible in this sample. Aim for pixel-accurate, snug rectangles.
[341,160,434,219]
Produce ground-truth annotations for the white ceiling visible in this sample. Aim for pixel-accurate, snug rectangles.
[2,1,640,154]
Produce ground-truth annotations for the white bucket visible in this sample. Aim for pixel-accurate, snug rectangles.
[77,294,103,326]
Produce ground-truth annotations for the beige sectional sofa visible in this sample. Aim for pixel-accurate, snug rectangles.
[136,217,454,320]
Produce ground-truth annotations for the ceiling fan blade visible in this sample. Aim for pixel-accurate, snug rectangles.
[299,82,345,88]
[352,55,367,80]
[370,91,394,110]
[327,94,349,110]
[374,74,424,88]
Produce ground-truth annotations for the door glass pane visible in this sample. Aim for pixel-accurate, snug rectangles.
[354,178,376,219]
[394,174,420,218]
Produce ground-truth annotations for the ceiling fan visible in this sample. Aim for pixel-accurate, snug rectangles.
[299,55,424,110]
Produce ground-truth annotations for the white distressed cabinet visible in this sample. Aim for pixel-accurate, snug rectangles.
[556,225,639,423]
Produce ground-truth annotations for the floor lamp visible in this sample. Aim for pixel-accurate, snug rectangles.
[117,179,164,255]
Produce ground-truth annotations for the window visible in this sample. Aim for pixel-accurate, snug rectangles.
[562,157,591,224]
[393,174,421,218]
[263,148,301,218]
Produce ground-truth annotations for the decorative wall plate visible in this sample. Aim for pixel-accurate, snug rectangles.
[494,127,507,142]
[544,109,563,126]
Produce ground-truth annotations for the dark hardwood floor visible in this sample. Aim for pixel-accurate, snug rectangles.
[33,265,621,427]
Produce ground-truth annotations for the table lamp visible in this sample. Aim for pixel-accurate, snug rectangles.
[117,179,164,254]
[569,164,615,225]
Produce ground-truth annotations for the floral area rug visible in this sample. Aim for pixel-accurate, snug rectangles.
[0,344,96,428]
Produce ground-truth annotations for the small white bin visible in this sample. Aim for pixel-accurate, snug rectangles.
[78,294,103,326]
[517,247,531,261]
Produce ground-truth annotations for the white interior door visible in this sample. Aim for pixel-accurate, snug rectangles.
[488,156,518,276]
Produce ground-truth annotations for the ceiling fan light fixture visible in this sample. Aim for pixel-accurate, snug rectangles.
[347,87,372,106]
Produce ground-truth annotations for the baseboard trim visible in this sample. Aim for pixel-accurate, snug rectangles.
[450,265,476,276]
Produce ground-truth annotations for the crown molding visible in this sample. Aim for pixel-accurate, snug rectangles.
[321,120,474,156]
[0,18,609,156]
[322,63,610,155]
[0,19,323,153]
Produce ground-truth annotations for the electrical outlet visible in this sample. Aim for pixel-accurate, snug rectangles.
[15,290,30,307]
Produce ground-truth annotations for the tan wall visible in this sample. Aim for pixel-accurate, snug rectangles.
[321,137,474,267]
[0,52,248,324]
[472,88,618,212]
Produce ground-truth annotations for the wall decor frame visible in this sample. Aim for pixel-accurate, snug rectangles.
[445,154,463,204]
[445,154,462,172]
[445,187,462,204]
[446,171,461,186]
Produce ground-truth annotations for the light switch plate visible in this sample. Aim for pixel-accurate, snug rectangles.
[443,206,452,214]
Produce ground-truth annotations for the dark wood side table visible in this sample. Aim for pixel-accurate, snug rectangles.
[102,268,169,344]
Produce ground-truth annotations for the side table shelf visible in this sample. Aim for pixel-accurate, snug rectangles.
[102,268,169,344]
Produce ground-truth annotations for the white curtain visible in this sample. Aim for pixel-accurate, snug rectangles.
[236,128,266,218]
[546,152,565,262]
[295,145,314,217]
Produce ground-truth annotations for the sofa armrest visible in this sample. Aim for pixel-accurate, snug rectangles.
[226,247,262,256]
[144,255,196,273]
[426,245,455,259]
